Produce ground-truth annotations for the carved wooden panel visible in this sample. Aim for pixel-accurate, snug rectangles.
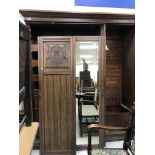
[46,44,68,67]
[44,42,70,69]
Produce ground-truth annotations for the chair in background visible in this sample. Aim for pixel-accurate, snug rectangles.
[105,86,132,141]
[87,105,135,155]
[79,88,99,137]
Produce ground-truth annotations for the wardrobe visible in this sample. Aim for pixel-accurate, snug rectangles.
[20,10,135,155]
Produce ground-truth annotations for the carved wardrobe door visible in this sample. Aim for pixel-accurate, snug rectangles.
[38,37,75,155]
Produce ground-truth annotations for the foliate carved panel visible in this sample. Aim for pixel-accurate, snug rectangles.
[45,44,69,68]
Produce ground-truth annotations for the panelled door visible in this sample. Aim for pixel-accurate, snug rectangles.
[38,37,75,155]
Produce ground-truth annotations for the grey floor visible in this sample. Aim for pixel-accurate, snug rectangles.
[31,140,123,155]
[31,150,40,155]
[31,100,123,155]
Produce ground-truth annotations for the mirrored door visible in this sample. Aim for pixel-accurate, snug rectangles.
[75,36,101,146]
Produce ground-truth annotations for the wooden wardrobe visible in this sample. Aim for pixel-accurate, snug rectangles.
[20,10,135,155]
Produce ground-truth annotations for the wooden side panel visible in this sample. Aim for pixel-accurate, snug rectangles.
[122,30,135,107]
[102,27,129,143]
[106,112,131,127]
[106,38,122,88]
[106,35,123,106]
[19,40,27,90]
[39,37,75,155]
[105,86,121,106]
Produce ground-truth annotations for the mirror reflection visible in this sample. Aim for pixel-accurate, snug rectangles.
[76,41,99,145]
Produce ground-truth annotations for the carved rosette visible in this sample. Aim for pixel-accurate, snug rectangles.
[46,44,68,68]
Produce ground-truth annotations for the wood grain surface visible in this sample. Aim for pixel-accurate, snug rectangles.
[19,122,39,155]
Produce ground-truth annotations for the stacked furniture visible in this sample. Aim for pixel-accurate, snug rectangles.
[19,22,39,155]
[31,43,39,122]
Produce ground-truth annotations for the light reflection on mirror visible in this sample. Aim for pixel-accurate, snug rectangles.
[76,41,99,145]
[76,42,99,87]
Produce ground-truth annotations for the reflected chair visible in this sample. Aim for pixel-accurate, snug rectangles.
[87,105,135,155]
[79,88,99,137]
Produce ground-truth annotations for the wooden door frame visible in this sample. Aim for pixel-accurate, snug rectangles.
[38,36,44,155]
[74,35,106,148]
[38,35,106,152]
[99,24,106,148]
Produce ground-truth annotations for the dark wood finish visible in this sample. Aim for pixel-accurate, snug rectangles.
[103,25,135,141]
[105,25,135,98]
[39,37,75,155]
[99,24,107,147]
[20,10,135,24]
[106,104,131,140]
[29,27,134,148]
[104,86,131,141]
[30,24,100,42]
[88,124,127,130]
[88,105,135,155]
[44,42,70,68]
[19,22,33,126]
[106,112,131,127]
[105,105,131,141]
[106,34,123,90]
[19,10,135,154]
[105,130,126,141]
[105,86,121,106]
[31,43,39,122]
[122,29,135,107]
[33,89,39,122]
[105,30,123,140]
